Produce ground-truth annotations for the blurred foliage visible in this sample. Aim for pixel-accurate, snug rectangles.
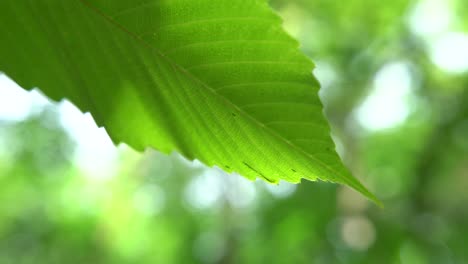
[0,0,467,263]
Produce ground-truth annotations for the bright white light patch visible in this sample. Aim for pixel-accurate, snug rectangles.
[57,100,118,180]
[0,73,118,180]
[0,74,49,121]
[185,168,257,210]
[226,174,256,208]
[314,61,338,90]
[355,62,414,131]
[264,180,297,198]
[408,0,452,37]
[185,169,224,210]
[430,32,468,73]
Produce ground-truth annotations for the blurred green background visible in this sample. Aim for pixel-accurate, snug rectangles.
[1,0,468,263]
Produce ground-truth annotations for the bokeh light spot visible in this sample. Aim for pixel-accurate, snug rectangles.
[264,180,297,199]
[355,62,414,131]
[185,169,223,210]
[408,0,452,37]
[430,32,468,73]
[341,216,376,251]
[133,184,166,216]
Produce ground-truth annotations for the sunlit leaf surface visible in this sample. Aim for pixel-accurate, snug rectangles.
[0,0,378,204]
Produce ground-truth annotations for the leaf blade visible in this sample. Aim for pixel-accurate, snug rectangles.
[0,0,380,205]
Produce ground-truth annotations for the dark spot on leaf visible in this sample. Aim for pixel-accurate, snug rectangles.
[225,165,230,169]
[243,161,253,169]
[231,113,236,117]
[291,169,296,172]
[262,176,275,183]
[243,161,274,182]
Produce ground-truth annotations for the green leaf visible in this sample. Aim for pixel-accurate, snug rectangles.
[0,0,380,205]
